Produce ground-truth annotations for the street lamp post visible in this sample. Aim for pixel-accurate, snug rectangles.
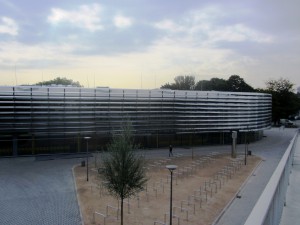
[84,137,91,181]
[244,132,247,165]
[166,165,177,225]
[244,126,249,165]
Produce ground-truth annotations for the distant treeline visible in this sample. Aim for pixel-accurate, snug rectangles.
[161,75,254,92]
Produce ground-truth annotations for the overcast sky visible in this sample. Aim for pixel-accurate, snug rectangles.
[0,0,299,90]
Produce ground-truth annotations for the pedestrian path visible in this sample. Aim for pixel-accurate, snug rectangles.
[215,128,297,225]
[280,132,300,225]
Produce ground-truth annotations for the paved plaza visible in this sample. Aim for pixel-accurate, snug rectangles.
[0,157,82,225]
[0,127,298,225]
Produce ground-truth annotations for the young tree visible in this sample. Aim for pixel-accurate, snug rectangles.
[99,122,147,225]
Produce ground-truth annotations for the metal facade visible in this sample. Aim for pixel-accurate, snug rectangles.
[0,86,271,155]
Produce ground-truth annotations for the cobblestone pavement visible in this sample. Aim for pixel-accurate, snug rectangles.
[0,157,82,225]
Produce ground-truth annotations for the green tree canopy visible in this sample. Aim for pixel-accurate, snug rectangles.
[99,121,147,225]
[195,78,228,91]
[35,77,82,87]
[265,78,294,93]
[226,75,255,92]
[263,78,300,124]
[161,75,195,90]
[162,74,254,92]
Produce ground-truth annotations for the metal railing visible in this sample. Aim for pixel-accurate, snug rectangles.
[244,131,298,225]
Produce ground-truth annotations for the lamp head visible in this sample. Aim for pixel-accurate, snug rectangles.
[166,165,177,171]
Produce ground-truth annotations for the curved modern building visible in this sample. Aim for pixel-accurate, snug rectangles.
[0,86,271,156]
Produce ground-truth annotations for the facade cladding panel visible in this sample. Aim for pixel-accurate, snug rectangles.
[0,86,271,155]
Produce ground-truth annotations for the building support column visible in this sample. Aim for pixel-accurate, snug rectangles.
[13,137,18,157]
[77,134,81,152]
[31,134,35,155]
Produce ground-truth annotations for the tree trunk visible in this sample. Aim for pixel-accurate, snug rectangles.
[121,198,124,225]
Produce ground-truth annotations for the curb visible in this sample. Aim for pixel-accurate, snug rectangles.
[72,164,85,225]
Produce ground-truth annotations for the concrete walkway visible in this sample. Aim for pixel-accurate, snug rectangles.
[215,128,298,225]
[280,132,300,225]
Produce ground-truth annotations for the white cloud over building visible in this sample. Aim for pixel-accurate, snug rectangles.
[0,1,299,89]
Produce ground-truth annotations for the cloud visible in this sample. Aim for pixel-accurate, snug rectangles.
[153,6,273,47]
[154,20,185,32]
[113,15,133,28]
[0,17,18,36]
[47,4,103,32]
[207,23,273,44]
[0,41,77,69]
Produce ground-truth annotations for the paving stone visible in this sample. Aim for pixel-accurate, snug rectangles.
[0,158,82,225]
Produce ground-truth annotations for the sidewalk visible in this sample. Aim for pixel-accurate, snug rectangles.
[215,128,298,225]
[280,132,300,225]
